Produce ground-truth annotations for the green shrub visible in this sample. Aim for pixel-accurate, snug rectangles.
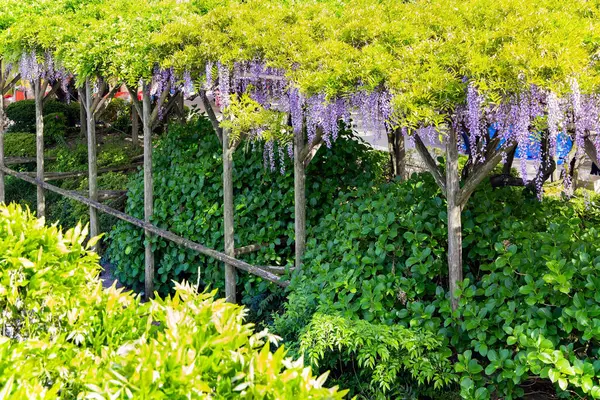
[5,100,80,133]
[4,132,36,157]
[0,203,347,399]
[277,175,600,399]
[300,314,457,400]
[43,112,67,145]
[100,97,132,133]
[107,117,386,312]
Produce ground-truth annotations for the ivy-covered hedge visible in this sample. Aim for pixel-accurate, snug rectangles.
[276,174,600,399]
[0,203,346,399]
[107,117,386,311]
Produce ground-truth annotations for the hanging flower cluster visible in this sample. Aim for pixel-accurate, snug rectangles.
[19,52,71,93]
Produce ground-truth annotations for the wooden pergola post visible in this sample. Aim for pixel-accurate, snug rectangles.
[78,88,87,138]
[85,78,99,247]
[294,129,306,270]
[142,84,154,300]
[131,103,139,147]
[0,63,5,203]
[33,79,45,218]
[222,127,236,303]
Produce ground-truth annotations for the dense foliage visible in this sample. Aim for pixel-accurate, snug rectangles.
[5,99,79,133]
[275,175,600,398]
[0,203,346,399]
[107,118,386,309]
[3,132,35,157]
[4,135,140,233]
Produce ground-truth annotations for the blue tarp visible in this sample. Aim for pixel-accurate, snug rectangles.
[460,126,573,164]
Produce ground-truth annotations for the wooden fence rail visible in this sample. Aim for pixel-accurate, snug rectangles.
[0,165,289,288]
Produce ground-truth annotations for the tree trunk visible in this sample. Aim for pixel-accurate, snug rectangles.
[387,127,405,180]
[77,88,87,138]
[446,128,462,311]
[142,86,154,300]
[34,79,45,218]
[294,129,306,270]
[132,103,139,147]
[503,146,516,175]
[85,79,99,249]
[222,127,236,303]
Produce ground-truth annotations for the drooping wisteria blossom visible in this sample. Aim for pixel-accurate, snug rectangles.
[263,139,276,172]
[289,88,304,135]
[151,66,174,97]
[570,78,585,156]
[466,83,483,161]
[19,52,42,82]
[547,92,562,158]
[350,89,390,139]
[217,62,231,108]
[205,62,214,89]
[182,70,195,98]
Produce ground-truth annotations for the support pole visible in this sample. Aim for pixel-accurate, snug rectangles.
[446,128,462,311]
[78,88,87,138]
[132,103,139,147]
[85,79,99,248]
[0,63,5,203]
[34,79,45,218]
[142,85,154,300]
[222,127,236,303]
[294,129,306,270]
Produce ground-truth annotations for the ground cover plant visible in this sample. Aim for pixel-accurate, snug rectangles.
[275,174,600,398]
[0,203,346,399]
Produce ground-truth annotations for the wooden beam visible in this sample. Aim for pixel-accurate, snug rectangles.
[142,85,154,301]
[234,242,268,257]
[2,74,21,95]
[0,62,5,202]
[256,265,295,275]
[86,78,99,249]
[223,127,237,303]
[294,129,306,270]
[413,133,447,197]
[126,84,142,117]
[75,190,127,201]
[0,165,287,287]
[23,162,143,181]
[34,79,45,218]
[200,90,223,143]
[131,103,139,147]
[5,156,57,165]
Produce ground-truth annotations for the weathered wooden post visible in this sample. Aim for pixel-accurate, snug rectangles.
[142,84,154,300]
[294,129,306,270]
[132,103,139,147]
[222,127,236,303]
[85,79,99,247]
[446,128,462,311]
[34,79,45,218]
[0,63,5,203]
[78,88,87,138]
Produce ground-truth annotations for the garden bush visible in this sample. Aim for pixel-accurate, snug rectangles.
[101,97,132,133]
[3,132,36,157]
[0,203,346,399]
[107,117,386,313]
[43,112,67,145]
[5,99,79,133]
[276,174,600,399]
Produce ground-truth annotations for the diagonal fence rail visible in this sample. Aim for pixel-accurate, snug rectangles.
[0,165,289,288]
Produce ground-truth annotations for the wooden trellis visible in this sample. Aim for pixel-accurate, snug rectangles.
[0,81,291,300]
